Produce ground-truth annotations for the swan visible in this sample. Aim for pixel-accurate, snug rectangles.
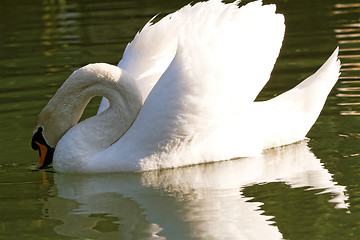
[31,0,341,173]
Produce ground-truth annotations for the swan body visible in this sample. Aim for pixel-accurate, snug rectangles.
[32,0,340,173]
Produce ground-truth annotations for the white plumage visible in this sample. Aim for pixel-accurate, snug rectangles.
[34,0,340,172]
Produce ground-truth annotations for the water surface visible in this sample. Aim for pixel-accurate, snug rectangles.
[1,0,360,239]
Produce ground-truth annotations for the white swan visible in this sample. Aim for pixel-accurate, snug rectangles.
[32,0,340,172]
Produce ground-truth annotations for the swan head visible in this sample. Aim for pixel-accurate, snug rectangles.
[32,102,73,169]
[31,126,55,169]
[31,90,81,169]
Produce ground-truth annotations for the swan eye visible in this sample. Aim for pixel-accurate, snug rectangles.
[32,127,45,150]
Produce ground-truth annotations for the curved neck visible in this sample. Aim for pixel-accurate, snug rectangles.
[39,63,142,171]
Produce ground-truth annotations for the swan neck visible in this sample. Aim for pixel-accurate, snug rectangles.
[37,63,142,149]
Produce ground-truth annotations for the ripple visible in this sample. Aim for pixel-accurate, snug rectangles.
[333,2,360,116]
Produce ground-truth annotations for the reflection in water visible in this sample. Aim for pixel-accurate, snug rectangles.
[44,141,348,239]
[47,174,164,239]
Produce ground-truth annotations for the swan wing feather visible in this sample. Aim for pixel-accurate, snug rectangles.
[135,0,285,139]
[92,0,286,171]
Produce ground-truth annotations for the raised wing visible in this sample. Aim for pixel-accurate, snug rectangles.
[134,0,285,137]
[117,17,179,101]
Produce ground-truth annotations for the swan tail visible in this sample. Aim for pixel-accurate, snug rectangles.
[274,47,340,115]
[257,48,341,148]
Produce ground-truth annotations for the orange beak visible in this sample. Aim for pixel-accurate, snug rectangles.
[35,141,48,169]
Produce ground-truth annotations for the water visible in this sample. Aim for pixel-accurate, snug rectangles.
[0,0,359,239]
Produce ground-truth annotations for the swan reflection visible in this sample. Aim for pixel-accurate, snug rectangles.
[46,141,348,239]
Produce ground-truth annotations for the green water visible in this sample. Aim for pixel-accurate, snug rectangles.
[1,0,360,239]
